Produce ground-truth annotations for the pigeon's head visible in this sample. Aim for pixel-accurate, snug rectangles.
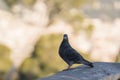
[63,34,68,40]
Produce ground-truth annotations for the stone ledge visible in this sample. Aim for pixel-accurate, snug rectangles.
[38,62,120,80]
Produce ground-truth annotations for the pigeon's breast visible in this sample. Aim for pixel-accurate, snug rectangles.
[59,42,70,57]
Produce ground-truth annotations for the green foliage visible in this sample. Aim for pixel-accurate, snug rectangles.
[84,24,94,37]
[4,0,92,34]
[45,0,92,34]
[21,0,36,7]
[19,34,65,79]
[19,58,39,80]
[35,34,67,70]
[4,0,36,7]
[116,56,120,62]
[2,0,94,79]
[4,0,17,7]
[0,44,11,80]
[115,49,120,62]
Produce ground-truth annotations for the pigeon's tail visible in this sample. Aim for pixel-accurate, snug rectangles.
[81,59,94,68]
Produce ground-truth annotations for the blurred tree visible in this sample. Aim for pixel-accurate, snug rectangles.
[21,0,36,7]
[4,0,92,34]
[4,0,36,7]
[4,0,17,7]
[44,0,92,34]
[116,47,120,62]
[19,34,63,79]
[0,44,11,80]
[1,0,93,79]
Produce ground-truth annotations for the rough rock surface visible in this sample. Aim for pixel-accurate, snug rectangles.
[39,62,120,80]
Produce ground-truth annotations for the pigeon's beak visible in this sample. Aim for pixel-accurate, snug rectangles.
[64,36,67,40]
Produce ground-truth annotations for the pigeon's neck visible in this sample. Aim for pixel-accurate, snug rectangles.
[63,39,69,43]
[62,39,70,46]
[59,38,71,53]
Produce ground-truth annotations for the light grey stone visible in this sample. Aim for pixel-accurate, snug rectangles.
[38,62,120,80]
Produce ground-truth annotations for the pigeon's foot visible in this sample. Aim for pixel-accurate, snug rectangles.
[63,69,69,71]
[62,68,72,71]
[89,63,94,68]
[63,66,71,71]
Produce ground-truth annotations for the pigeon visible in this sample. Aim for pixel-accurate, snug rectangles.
[59,34,93,70]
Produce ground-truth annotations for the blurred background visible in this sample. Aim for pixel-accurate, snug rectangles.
[0,0,120,80]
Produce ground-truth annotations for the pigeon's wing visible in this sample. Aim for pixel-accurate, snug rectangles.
[65,47,83,63]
